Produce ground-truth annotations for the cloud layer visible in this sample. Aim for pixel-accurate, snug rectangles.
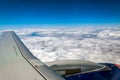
[1,27,120,64]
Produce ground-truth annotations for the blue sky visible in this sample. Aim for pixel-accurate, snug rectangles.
[0,0,120,28]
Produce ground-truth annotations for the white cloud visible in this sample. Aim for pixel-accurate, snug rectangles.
[98,30,120,38]
[1,27,120,64]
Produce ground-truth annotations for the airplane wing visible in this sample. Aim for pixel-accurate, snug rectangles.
[0,31,65,80]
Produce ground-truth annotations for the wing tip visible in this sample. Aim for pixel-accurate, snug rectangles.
[2,31,15,34]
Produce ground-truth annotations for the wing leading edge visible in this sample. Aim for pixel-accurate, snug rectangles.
[0,31,65,80]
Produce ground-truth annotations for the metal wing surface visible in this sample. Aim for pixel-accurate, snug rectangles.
[0,31,65,80]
